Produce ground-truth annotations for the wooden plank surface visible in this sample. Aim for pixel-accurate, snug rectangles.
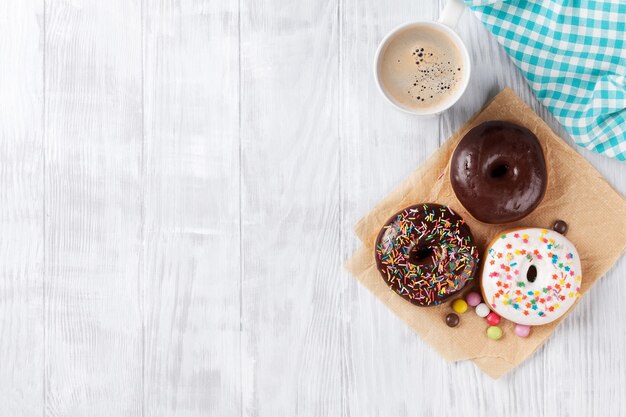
[239,1,343,415]
[142,1,241,416]
[44,1,143,415]
[0,1,44,416]
[0,0,624,415]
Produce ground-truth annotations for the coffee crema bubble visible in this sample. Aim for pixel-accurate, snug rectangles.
[378,26,466,112]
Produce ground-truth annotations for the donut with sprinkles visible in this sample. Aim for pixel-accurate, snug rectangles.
[480,227,582,326]
[374,203,480,306]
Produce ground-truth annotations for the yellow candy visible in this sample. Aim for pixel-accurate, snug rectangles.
[452,299,468,313]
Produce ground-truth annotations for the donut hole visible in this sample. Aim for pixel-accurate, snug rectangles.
[490,164,509,179]
[409,246,435,266]
[526,265,538,283]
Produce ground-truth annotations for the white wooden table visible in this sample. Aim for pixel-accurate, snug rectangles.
[1,1,625,416]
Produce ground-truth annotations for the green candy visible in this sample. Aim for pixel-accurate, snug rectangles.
[487,326,503,340]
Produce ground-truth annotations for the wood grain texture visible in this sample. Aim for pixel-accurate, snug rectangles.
[44,1,143,415]
[142,1,241,415]
[0,0,624,415]
[0,1,44,416]
[239,1,343,415]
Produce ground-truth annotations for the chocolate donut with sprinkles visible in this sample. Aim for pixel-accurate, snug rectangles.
[374,203,480,306]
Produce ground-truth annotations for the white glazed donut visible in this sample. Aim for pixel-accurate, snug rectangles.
[481,228,582,326]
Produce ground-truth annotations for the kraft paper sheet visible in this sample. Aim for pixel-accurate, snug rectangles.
[346,88,626,379]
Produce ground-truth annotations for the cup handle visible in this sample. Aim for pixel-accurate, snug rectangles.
[438,0,466,29]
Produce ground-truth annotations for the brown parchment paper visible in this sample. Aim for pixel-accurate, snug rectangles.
[346,88,626,379]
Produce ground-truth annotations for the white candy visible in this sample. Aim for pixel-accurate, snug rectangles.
[475,303,490,318]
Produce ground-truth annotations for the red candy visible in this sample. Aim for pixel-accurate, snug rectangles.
[486,312,501,326]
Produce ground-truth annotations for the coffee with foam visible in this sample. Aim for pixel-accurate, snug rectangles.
[378,25,466,112]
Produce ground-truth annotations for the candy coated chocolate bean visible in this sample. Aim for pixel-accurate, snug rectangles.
[553,220,568,235]
[452,299,468,313]
[445,313,460,327]
[475,303,490,318]
[515,324,531,337]
[486,312,501,326]
[487,326,503,340]
[465,291,482,307]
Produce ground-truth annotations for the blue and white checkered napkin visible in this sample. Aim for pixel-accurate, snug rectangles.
[464,0,626,160]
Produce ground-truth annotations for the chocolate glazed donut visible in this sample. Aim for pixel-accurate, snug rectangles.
[449,121,547,224]
[375,204,479,306]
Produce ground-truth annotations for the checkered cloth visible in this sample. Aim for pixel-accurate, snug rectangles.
[465,0,626,160]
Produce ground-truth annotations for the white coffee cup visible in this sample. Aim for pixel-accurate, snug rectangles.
[374,0,470,116]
